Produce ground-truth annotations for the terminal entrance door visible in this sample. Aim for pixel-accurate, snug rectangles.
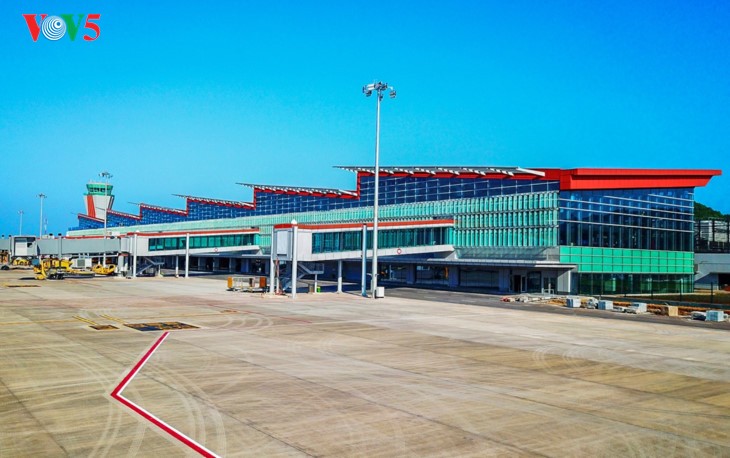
[542,274,557,294]
[511,274,525,293]
[526,272,542,292]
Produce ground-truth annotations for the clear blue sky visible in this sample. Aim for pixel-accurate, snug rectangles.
[1,0,728,236]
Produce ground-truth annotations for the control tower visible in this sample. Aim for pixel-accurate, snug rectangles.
[84,181,114,220]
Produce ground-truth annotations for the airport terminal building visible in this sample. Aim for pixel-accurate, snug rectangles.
[67,166,721,296]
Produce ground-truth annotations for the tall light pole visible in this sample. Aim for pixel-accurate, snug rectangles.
[37,193,46,238]
[18,210,24,235]
[362,81,396,298]
[99,171,113,265]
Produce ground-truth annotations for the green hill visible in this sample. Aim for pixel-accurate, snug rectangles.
[695,202,728,220]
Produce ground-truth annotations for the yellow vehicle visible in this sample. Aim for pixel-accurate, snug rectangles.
[32,258,96,280]
[92,264,116,276]
[33,258,72,280]
[12,258,31,267]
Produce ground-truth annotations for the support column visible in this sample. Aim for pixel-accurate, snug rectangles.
[118,254,125,277]
[291,222,298,299]
[556,270,572,295]
[499,269,510,293]
[567,270,573,295]
[269,232,276,295]
[132,233,138,279]
[337,259,343,293]
[184,233,190,279]
[448,266,459,288]
[406,264,416,285]
[175,255,179,277]
[361,223,367,297]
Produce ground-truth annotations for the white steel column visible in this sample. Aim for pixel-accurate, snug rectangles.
[370,93,381,299]
[184,233,190,278]
[567,270,572,295]
[361,223,367,297]
[362,81,395,299]
[269,230,276,295]
[291,221,298,299]
[337,259,343,293]
[132,233,138,279]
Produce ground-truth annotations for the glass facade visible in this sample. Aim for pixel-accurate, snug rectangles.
[576,273,694,296]
[450,192,558,248]
[148,234,257,251]
[75,190,560,251]
[459,268,500,288]
[70,171,711,296]
[312,227,449,254]
[139,208,188,226]
[695,219,730,253]
[106,213,140,227]
[416,265,450,286]
[559,188,695,294]
[559,188,694,251]
[86,183,112,195]
[187,201,253,220]
[75,176,560,230]
[360,175,558,207]
[559,247,694,274]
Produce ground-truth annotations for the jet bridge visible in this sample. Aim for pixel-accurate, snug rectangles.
[269,219,456,296]
[1,228,260,278]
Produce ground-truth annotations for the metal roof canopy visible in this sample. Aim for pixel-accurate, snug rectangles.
[336,166,546,177]
[129,202,187,215]
[107,209,141,219]
[174,194,254,208]
[237,183,358,197]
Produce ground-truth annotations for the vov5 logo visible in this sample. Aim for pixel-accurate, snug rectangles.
[23,14,101,42]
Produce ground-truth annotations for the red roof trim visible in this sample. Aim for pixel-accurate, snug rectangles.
[541,168,722,191]
[77,167,720,229]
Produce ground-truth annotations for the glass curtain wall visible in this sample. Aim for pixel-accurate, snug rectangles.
[559,188,694,251]
[311,227,449,253]
[77,176,561,229]
[148,234,257,251]
[559,188,695,294]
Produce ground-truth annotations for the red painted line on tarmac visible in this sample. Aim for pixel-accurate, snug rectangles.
[111,332,170,397]
[111,332,220,458]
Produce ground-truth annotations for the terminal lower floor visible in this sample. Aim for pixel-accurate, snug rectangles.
[160,256,561,293]
[156,254,693,295]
